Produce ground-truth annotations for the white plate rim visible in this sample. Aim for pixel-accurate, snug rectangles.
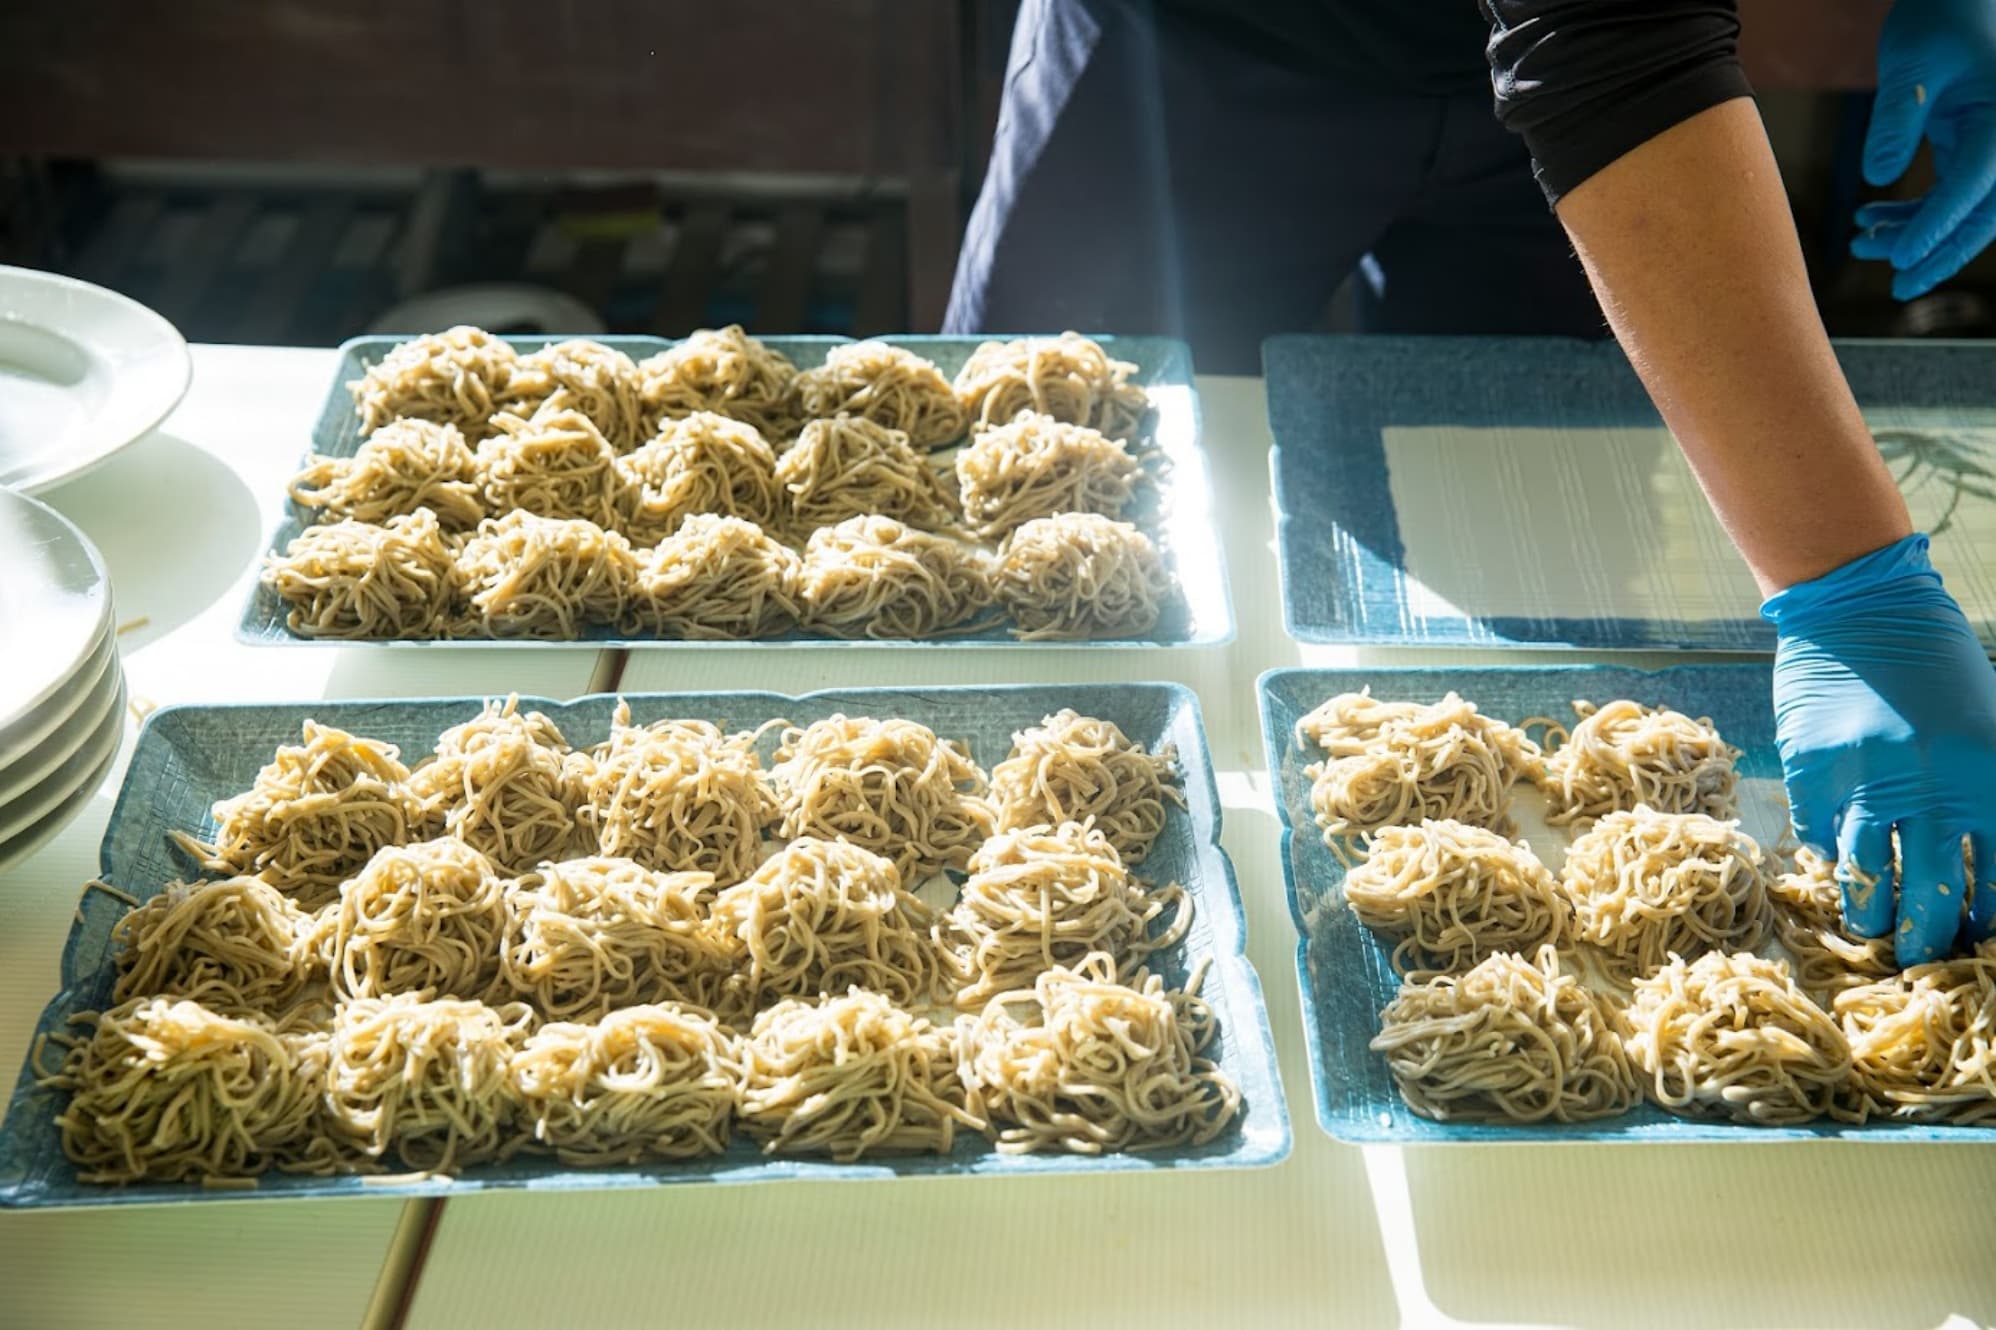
[0,649,122,807]
[0,698,122,880]
[0,689,125,844]
[0,265,192,495]
[0,619,115,769]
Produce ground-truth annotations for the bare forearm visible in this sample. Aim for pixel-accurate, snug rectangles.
[1555,97,1910,594]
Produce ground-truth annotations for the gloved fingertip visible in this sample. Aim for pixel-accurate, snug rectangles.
[1850,231,1896,261]
[1969,833,1996,943]
[1837,816,1895,938]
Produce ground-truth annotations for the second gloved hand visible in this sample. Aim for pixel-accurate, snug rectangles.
[1850,0,1996,300]
[1763,533,1996,963]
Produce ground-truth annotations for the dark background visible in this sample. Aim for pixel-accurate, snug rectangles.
[0,0,1985,348]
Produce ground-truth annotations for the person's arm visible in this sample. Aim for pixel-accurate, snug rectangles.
[1481,1,1996,962]
[1555,99,1910,593]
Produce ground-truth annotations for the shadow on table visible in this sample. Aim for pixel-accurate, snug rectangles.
[39,432,262,651]
[1397,1141,1996,1329]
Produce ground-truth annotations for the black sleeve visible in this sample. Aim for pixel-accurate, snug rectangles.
[1481,0,1754,201]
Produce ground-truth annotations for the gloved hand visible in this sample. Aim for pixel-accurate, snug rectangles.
[1763,534,1996,963]
[1849,0,1996,300]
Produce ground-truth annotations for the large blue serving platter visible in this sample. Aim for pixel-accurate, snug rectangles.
[1265,334,1996,651]
[0,682,1288,1209]
[239,334,1232,648]
[1259,662,1996,1144]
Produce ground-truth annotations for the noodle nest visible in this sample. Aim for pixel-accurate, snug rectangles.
[349,325,517,439]
[262,510,459,641]
[616,410,783,545]
[112,877,319,1010]
[1560,807,1772,974]
[776,415,962,535]
[288,418,484,529]
[989,709,1185,866]
[994,512,1167,641]
[320,837,512,1002]
[793,341,967,449]
[955,410,1142,540]
[451,510,637,639]
[637,325,800,440]
[620,514,802,639]
[1371,945,1639,1124]
[954,332,1150,441]
[1538,699,1740,824]
[1833,949,1996,1124]
[1626,950,1849,1125]
[497,339,644,452]
[1342,820,1568,978]
[577,704,779,882]
[796,515,994,639]
[408,697,591,874]
[475,397,626,528]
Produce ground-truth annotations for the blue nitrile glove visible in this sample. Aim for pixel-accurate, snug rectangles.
[1849,0,1996,300]
[1762,534,1996,962]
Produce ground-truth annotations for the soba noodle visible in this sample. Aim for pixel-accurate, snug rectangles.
[500,857,735,1022]
[112,877,318,1009]
[637,326,800,440]
[954,332,1150,441]
[989,710,1185,866]
[955,411,1142,540]
[1538,699,1740,824]
[408,697,591,874]
[709,837,942,1010]
[940,820,1190,1006]
[262,510,459,640]
[475,397,626,528]
[349,326,518,439]
[736,988,981,1161]
[796,516,995,639]
[1342,820,1568,978]
[1770,847,1898,999]
[451,510,637,638]
[1626,950,1850,1125]
[511,1003,743,1163]
[1561,807,1771,973]
[497,339,644,452]
[578,703,779,881]
[616,410,783,545]
[1834,949,1996,1124]
[320,837,512,1002]
[961,952,1239,1153]
[288,418,484,529]
[771,714,994,879]
[620,515,803,639]
[776,415,962,535]
[1370,945,1639,1124]
[793,341,967,448]
[994,513,1167,641]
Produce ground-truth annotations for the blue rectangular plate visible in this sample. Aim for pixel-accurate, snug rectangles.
[1259,662,1996,1144]
[240,333,1232,649]
[1265,334,1996,651]
[0,682,1289,1209]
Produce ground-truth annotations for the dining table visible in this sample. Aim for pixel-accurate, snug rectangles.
[2,342,1992,1330]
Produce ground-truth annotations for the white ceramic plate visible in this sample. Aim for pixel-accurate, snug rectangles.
[0,697,121,880]
[0,266,190,494]
[0,689,124,845]
[0,647,122,809]
[0,487,112,734]
[0,622,114,773]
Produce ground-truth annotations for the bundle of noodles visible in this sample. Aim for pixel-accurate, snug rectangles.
[736,988,982,1160]
[953,332,1150,441]
[475,397,625,528]
[349,325,517,439]
[994,513,1167,640]
[1625,950,1850,1125]
[710,837,942,1010]
[1370,945,1639,1124]
[989,709,1185,865]
[408,697,590,874]
[320,837,512,1001]
[1769,847,1897,999]
[1561,807,1771,973]
[620,515,803,639]
[956,412,1143,539]
[615,410,783,545]
[771,714,994,879]
[637,325,800,440]
[1342,820,1568,978]
[795,515,995,639]
[262,510,458,640]
[511,1004,743,1163]
[578,703,779,881]
[496,339,644,451]
[1833,950,1996,1124]
[775,415,961,535]
[1296,691,1538,847]
[1537,699,1740,824]
[323,993,534,1171]
[501,857,736,1021]
[172,721,423,907]
[792,341,967,448]
[451,510,637,638]
[940,821,1189,1006]
[962,952,1240,1153]
[112,877,318,1009]
[287,419,484,529]
[50,992,329,1182]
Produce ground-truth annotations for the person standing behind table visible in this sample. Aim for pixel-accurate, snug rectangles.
[949,0,1996,964]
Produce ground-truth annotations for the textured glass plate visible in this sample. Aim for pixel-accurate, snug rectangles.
[1265,334,1996,651]
[1258,663,1996,1144]
[0,682,1289,1209]
[238,334,1231,648]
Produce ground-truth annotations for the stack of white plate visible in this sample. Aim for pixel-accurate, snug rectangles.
[0,486,125,877]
